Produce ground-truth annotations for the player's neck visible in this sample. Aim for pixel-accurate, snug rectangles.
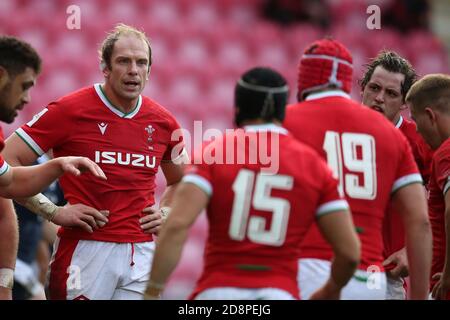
[101,83,138,114]
[438,120,450,144]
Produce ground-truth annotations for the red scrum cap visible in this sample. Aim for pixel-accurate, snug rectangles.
[297,38,353,101]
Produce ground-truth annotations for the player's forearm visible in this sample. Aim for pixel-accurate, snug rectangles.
[0,199,18,271]
[393,183,432,299]
[146,183,207,298]
[406,219,432,299]
[14,194,58,222]
[147,222,189,294]
[329,252,359,290]
[442,208,450,281]
[158,183,179,208]
[159,160,185,209]
[0,159,64,198]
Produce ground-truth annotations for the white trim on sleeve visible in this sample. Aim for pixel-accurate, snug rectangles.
[391,173,423,194]
[0,161,9,176]
[15,128,45,156]
[443,177,450,196]
[316,199,349,217]
[182,174,213,197]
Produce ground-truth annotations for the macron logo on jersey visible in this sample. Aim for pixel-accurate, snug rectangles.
[98,123,108,135]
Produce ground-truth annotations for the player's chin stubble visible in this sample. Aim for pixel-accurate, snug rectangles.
[0,101,18,123]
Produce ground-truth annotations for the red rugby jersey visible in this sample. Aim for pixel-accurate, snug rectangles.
[16,84,184,242]
[185,124,348,299]
[284,91,422,270]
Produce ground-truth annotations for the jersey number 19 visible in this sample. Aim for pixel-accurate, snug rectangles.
[323,131,377,200]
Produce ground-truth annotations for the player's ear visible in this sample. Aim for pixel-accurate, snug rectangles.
[146,66,151,80]
[400,103,408,111]
[0,66,10,89]
[424,107,437,124]
[100,61,109,78]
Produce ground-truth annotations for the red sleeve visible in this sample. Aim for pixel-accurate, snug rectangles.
[0,128,9,175]
[416,138,434,185]
[315,155,349,217]
[392,130,423,193]
[182,141,213,196]
[15,101,73,156]
[434,145,450,195]
[162,114,185,162]
[0,126,4,152]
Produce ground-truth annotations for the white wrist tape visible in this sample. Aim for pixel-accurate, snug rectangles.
[0,268,14,289]
[148,280,165,290]
[160,207,171,219]
[18,194,58,221]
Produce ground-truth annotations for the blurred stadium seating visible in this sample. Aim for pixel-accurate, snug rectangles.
[1,0,449,299]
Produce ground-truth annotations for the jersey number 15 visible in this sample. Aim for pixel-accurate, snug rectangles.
[229,169,293,247]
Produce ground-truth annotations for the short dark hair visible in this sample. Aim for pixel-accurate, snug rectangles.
[99,23,152,70]
[359,51,417,102]
[0,36,41,76]
[406,74,450,115]
[234,67,289,126]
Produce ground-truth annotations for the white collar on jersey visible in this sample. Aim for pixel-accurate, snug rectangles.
[395,115,403,128]
[94,83,142,119]
[243,123,288,135]
[305,90,351,101]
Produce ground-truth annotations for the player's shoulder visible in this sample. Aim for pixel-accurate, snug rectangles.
[287,95,372,118]
[399,117,418,136]
[434,138,450,159]
[432,139,450,180]
[139,96,182,133]
[140,96,177,120]
[399,117,430,148]
[46,85,97,117]
[282,131,328,165]
[54,85,96,106]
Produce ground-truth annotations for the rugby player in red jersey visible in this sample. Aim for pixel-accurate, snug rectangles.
[0,35,108,300]
[406,74,450,300]
[144,67,360,300]
[360,51,433,299]
[1,24,187,300]
[284,38,431,299]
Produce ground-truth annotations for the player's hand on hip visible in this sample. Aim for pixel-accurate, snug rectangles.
[383,247,409,278]
[140,206,163,235]
[0,287,12,300]
[52,204,109,233]
[59,156,107,180]
[431,272,450,300]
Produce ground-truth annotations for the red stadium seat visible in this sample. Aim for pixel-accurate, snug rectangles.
[215,40,251,75]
